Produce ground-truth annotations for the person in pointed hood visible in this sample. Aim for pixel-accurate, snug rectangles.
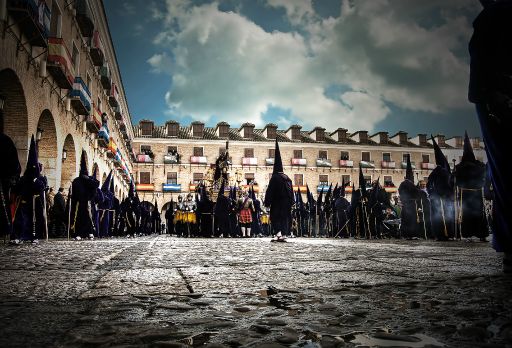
[164,196,175,235]
[69,150,99,240]
[97,171,114,238]
[151,201,161,234]
[398,154,424,239]
[334,180,351,238]
[454,132,488,240]
[469,0,512,271]
[109,175,121,236]
[264,139,293,239]
[427,136,456,240]
[0,120,21,241]
[214,178,232,237]
[250,186,263,237]
[90,166,104,238]
[12,135,47,243]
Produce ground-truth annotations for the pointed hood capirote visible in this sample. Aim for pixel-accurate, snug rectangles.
[405,154,414,183]
[25,135,40,178]
[431,135,451,172]
[128,180,135,197]
[101,170,113,192]
[462,131,477,163]
[79,150,88,176]
[272,139,284,174]
[109,174,115,194]
[359,163,367,197]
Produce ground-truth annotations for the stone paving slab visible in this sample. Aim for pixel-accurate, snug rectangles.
[0,235,510,348]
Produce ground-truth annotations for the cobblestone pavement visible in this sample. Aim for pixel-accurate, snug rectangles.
[0,236,511,348]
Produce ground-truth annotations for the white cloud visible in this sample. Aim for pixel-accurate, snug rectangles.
[147,0,479,132]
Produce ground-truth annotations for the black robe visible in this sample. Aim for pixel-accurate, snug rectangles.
[0,133,21,238]
[264,173,294,235]
[428,166,456,240]
[70,175,99,239]
[398,180,423,239]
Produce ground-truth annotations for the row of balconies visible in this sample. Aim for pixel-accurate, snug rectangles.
[136,154,437,170]
[134,182,399,194]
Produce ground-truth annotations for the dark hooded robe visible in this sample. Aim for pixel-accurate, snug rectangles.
[427,136,457,240]
[0,131,21,238]
[12,135,46,241]
[469,1,512,253]
[151,201,161,234]
[120,181,140,237]
[349,165,371,238]
[70,151,99,239]
[454,132,488,239]
[51,188,66,237]
[214,180,231,237]
[90,166,104,238]
[398,155,423,239]
[264,140,294,236]
[165,198,175,235]
[334,182,351,238]
[98,171,114,238]
[109,178,120,236]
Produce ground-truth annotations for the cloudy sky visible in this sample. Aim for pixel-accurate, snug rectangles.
[104,0,483,138]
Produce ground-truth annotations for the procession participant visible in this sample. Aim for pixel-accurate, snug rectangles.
[11,135,46,244]
[165,197,175,235]
[237,189,255,237]
[427,136,457,241]
[398,155,423,239]
[454,132,488,241]
[109,177,120,237]
[334,181,351,238]
[264,139,293,240]
[121,181,139,238]
[50,187,66,237]
[98,171,113,238]
[214,180,231,237]
[69,151,99,240]
[151,201,161,234]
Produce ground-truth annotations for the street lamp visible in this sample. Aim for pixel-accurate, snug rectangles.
[235,168,242,187]
[0,94,5,111]
[62,149,67,162]
[36,127,43,142]
[452,158,456,170]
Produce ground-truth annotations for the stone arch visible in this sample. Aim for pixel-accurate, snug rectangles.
[61,134,76,190]
[36,110,58,189]
[141,200,155,213]
[0,68,29,168]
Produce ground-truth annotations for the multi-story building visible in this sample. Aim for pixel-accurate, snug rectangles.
[0,0,134,197]
[131,120,485,213]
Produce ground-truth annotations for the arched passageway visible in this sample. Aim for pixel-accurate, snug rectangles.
[60,134,76,190]
[36,110,58,189]
[0,68,29,169]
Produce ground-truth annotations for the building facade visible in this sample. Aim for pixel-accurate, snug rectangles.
[0,0,134,198]
[131,120,486,214]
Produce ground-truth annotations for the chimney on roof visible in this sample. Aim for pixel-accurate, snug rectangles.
[331,128,348,143]
[286,124,302,140]
[352,131,368,143]
[309,126,326,142]
[263,123,278,139]
[191,121,204,138]
[140,120,154,137]
[434,134,445,146]
[215,122,230,138]
[166,120,179,137]
[378,132,388,144]
[240,122,255,139]
[418,134,427,146]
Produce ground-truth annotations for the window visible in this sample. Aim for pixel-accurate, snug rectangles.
[192,123,204,137]
[244,127,253,139]
[316,130,325,142]
[403,153,411,163]
[318,150,328,160]
[294,174,303,186]
[319,175,328,186]
[364,175,372,182]
[168,146,177,154]
[244,148,254,158]
[361,151,370,162]
[340,151,349,160]
[382,153,391,162]
[167,172,177,184]
[293,149,302,158]
[341,175,351,186]
[219,125,229,138]
[292,127,301,140]
[193,173,203,184]
[72,42,80,72]
[193,147,203,156]
[139,172,151,184]
[167,123,178,137]
[267,127,276,139]
[141,122,153,136]
[422,154,430,163]
[245,173,255,185]
[50,1,62,37]
[384,176,393,187]
[268,149,275,158]
[140,145,151,154]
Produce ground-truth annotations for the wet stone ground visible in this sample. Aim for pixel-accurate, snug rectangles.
[0,236,511,348]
